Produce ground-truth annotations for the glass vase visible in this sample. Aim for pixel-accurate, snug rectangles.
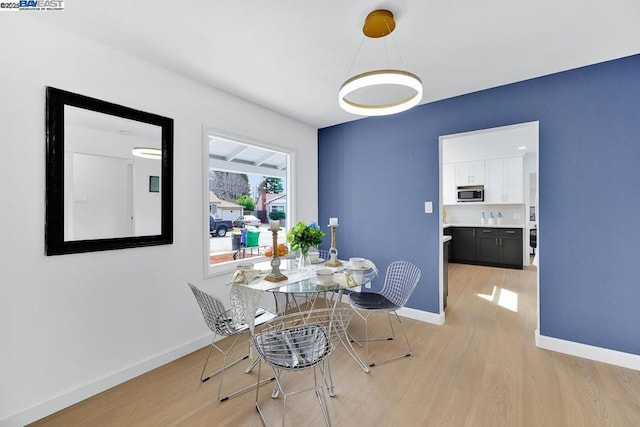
[297,250,311,270]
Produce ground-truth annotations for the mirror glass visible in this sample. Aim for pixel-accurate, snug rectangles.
[46,87,173,255]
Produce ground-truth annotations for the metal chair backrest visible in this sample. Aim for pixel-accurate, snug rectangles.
[252,307,352,371]
[380,261,421,307]
[188,283,237,336]
[316,250,330,261]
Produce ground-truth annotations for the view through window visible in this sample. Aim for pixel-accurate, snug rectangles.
[207,134,289,267]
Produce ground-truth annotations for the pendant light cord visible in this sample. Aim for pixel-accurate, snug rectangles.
[385,19,408,72]
[344,35,366,81]
[345,15,407,80]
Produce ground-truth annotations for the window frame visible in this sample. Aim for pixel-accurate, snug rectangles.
[202,126,295,278]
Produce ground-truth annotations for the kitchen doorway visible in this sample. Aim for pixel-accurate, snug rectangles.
[439,121,540,329]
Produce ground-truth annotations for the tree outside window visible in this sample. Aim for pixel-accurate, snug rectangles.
[258,177,284,194]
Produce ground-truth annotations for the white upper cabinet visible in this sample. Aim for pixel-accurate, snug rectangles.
[443,163,456,205]
[485,156,523,203]
[455,160,485,186]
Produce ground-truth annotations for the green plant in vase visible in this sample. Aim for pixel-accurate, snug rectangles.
[287,221,325,269]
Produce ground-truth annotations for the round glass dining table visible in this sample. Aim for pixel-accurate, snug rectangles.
[249,257,377,374]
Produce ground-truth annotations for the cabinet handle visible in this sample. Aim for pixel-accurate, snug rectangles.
[483,230,492,233]
[505,230,515,234]
[499,238,503,246]
[473,229,476,237]
[496,238,498,246]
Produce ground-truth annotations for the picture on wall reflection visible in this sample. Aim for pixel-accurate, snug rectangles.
[149,176,160,193]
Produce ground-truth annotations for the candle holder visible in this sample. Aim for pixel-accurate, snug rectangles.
[265,228,288,282]
[324,224,343,267]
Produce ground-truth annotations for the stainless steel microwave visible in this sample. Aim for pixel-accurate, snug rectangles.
[457,186,484,202]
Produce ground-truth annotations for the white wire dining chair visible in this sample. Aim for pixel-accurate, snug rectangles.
[251,307,353,426]
[188,283,276,401]
[348,260,421,367]
[315,249,330,263]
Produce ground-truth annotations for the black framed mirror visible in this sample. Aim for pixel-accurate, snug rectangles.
[45,87,173,255]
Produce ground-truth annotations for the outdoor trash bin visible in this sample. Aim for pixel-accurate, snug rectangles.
[231,233,242,250]
[245,229,260,247]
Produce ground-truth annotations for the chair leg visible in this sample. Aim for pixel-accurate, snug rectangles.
[256,367,286,424]
[348,308,390,366]
[199,336,218,382]
[244,354,260,374]
[348,309,412,367]
[319,356,336,397]
[315,364,331,426]
[386,312,397,341]
[200,333,272,402]
[200,334,245,382]
[256,366,331,427]
[368,311,412,367]
[254,359,268,425]
[393,311,412,357]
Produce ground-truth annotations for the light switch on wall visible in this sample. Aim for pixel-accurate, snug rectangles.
[424,201,433,214]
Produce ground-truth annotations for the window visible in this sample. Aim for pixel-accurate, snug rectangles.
[204,129,292,276]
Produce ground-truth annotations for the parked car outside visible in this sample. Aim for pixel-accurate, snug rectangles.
[209,214,233,237]
[233,214,261,228]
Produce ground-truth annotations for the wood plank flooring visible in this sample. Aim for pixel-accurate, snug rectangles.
[31,263,640,426]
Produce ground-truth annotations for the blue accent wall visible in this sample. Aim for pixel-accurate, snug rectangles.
[319,54,640,355]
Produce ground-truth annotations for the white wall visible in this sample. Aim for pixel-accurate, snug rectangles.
[67,152,134,239]
[0,16,317,426]
[524,152,538,216]
[444,204,525,226]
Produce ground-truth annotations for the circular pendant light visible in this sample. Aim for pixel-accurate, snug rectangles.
[339,69,422,116]
[339,10,423,116]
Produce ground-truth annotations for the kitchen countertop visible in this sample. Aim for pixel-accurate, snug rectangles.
[443,223,524,229]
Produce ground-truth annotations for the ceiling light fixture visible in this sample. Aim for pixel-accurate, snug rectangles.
[339,9,423,116]
[132,147,162,159]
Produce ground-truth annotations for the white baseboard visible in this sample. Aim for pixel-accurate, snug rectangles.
[1,305,447,427]
[0,336,211,427]
[535,330,640,371]
[339,291,445,326]
[397,306,445,325]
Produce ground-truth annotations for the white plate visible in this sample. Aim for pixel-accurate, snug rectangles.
[311,258,326,264]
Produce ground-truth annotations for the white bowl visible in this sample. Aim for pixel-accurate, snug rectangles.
[315,268,334,284]
[349,257,366,268]
[236,262,254,271]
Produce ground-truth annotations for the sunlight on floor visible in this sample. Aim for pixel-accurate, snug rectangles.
[478,285,519,312]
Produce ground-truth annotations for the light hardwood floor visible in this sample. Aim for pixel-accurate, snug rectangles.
[31,264,640,426]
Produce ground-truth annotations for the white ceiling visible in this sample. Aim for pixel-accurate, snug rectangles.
[39,1,640,128]
[442,122,539,163]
